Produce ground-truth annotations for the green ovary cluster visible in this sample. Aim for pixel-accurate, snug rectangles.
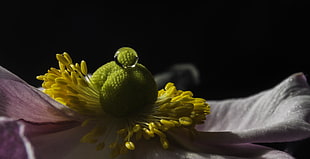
[90,47,158,117]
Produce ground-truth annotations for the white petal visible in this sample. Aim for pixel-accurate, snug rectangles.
[132,139,293,159]
[196,73,310,143]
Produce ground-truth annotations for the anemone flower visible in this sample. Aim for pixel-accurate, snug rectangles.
[1,47,310,159]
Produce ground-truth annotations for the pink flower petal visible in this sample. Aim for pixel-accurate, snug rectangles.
[43,129,293,159]
[132,139,293,159]
[0,117,35,159]
[0,66,80,123]
[30,124,99,159]
[21,120,80,137]
[196,73,310,144]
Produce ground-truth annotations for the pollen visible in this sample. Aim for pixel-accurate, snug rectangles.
[37,48,210,158]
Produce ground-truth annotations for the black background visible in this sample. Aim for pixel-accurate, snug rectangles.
[1,1,310,158]
[1,1,310,99]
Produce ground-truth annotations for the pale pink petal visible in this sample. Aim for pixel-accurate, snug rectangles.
[31,122,125,159]
[31,126,293,159]
[0,117,35,159]
[21,120,80,137]
[195,73,310,144]
[132,139,293,159]
[30,124,103,159]
[0,66,80,123]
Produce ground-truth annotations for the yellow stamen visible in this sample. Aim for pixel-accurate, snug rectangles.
[179,116,193,126]
[125,141,135,150]
[37,53,102,117]
[80,60,88,75]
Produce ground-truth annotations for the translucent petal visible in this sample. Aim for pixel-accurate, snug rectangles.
[195,73,310,144]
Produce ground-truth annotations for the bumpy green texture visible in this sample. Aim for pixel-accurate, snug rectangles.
[91,47,158,117]
[114,47,139,68]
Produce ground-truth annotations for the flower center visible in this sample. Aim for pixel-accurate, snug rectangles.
[37,47,210,158]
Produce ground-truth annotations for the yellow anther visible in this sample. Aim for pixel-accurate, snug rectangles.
[158,89,165,96]
[154,121,162,127]
[150,122,157,128]
[63,52,72,64]
[51,87,63,92]
[194,98,207,103]
[55,77,67,85]
[48,67,60,74]
[70,72,78,85]
[148,122,156,131]
[194,102,207,108]
[181,91,193,96]
[70,64,76,71]
[173,104,194,114]
[132,124,141,132]
[160,138,169,149]
[152,128,166,138]
[158,103,170,111]
[171,95,192,102]
[165,86,177,97]
[36,75,45,80]
[160,119,175,128]
[56,54,69,65]
[59,61,65,71]
[164,82,174,90]
[179,116,193,126]
[143,128,154,137]
[125,141,135,150]
[46,74,58,80]
[54,97,66,105]
[75,62,80,69]
[155,97,171,105]
[81,60,88,75]
[62,71,71,81]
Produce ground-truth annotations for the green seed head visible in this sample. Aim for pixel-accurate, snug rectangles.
[91,47,158,117]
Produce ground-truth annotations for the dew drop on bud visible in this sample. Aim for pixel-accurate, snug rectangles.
[114,47,139,68]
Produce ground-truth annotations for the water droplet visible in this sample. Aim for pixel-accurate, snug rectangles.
[114,47,139,68]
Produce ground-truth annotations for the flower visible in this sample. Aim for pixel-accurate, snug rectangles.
[0,47,310,159]
[36,47,210,157]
